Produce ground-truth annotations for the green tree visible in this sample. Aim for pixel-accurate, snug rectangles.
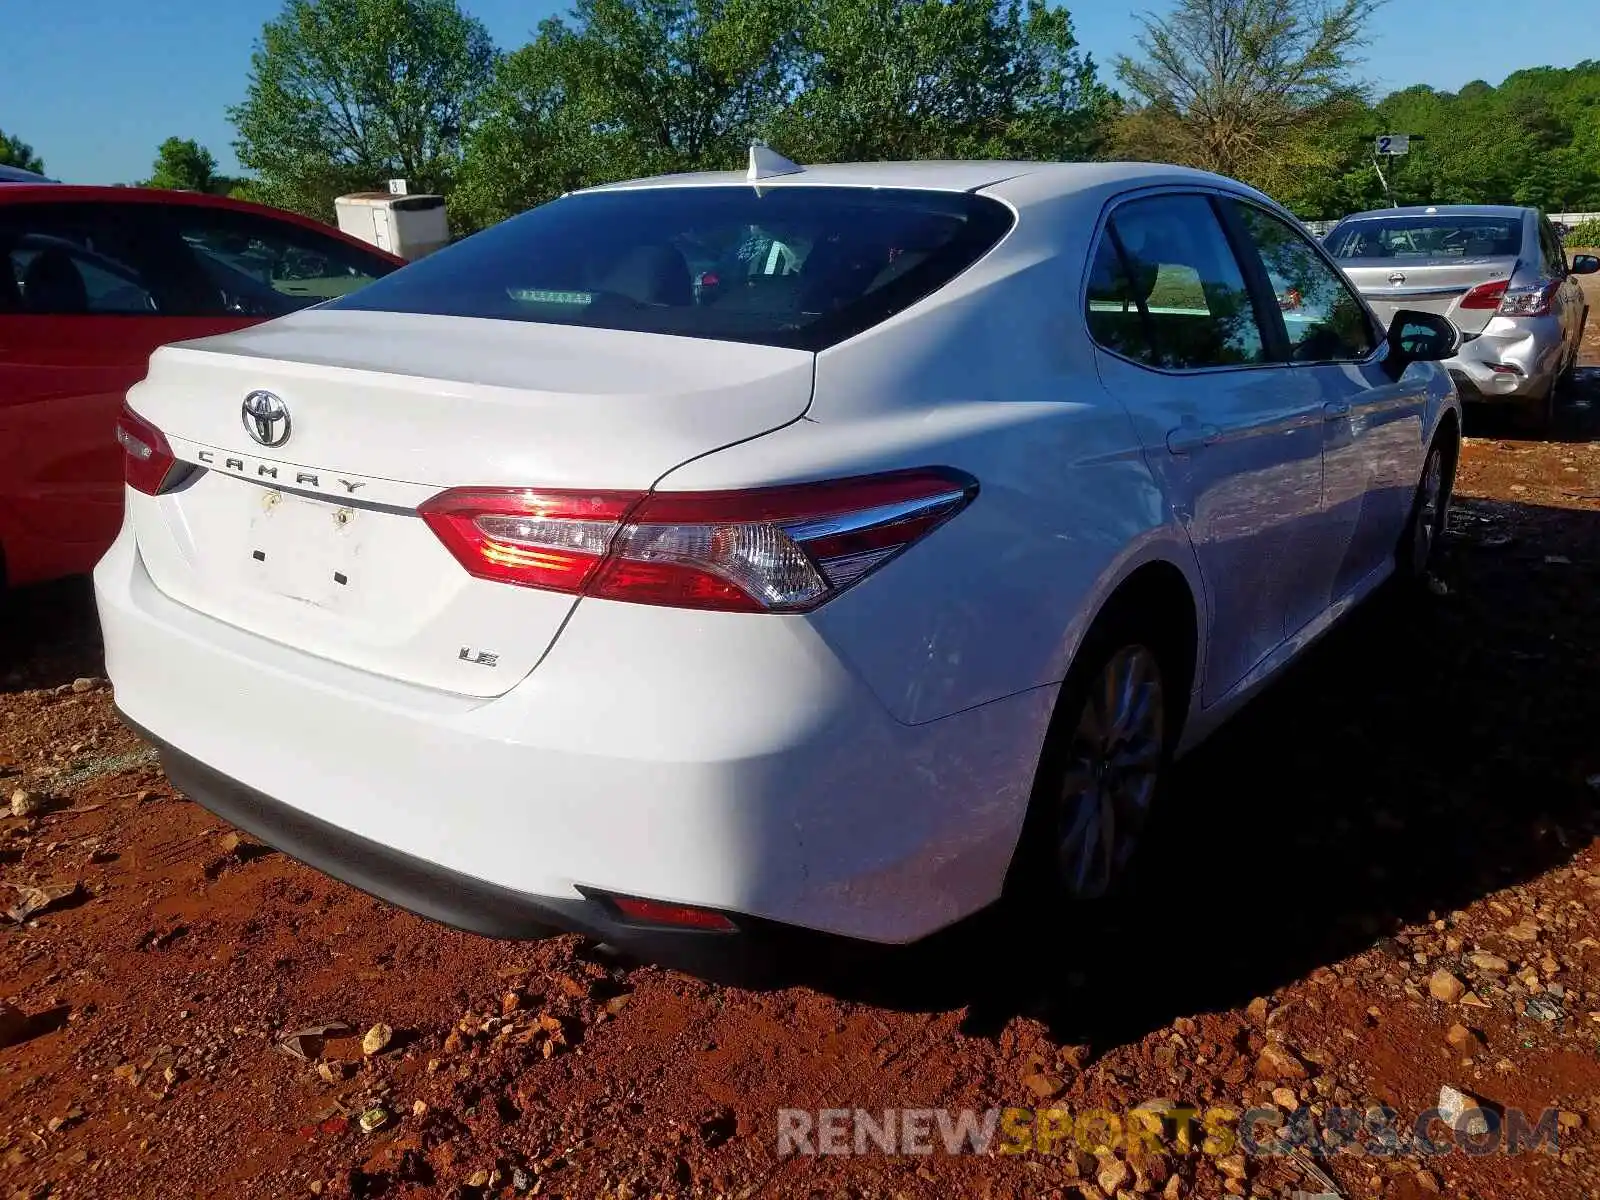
[456,0,801,232]
[0,128,46,175]
[144,137,221,192]
[1112,0,1382,205]
[229,0,498,221]
[770,0,1114,164]
[1343,64,1600,213]
[456,0,1114,233]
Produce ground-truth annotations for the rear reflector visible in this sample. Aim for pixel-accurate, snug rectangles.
[1459,279,1508,310]
[420,468,978,613]
[606,895,738,932]
[115,403,179,495]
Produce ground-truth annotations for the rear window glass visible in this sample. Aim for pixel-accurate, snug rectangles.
[1325,216,1522,260]
[327,186,1015,350]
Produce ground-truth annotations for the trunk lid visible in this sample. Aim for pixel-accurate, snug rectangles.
[125,309,814,697]
[1340,256,1519,336]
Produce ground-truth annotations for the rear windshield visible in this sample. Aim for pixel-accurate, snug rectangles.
[1325,215,1523,260]
[326,186,1015,350]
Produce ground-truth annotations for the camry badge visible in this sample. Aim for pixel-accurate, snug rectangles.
[242,390,291,448]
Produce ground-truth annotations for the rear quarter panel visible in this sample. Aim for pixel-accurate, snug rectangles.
[655,190,1206,726]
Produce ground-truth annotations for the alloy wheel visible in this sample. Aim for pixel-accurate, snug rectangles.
[1056,644,1166,899]
[1414,445,1447,570]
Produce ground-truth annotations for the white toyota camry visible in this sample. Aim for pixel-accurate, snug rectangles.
[97,152,1462,976]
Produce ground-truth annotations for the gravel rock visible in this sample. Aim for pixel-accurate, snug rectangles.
[1438,1085,1491,1137]
[1525,996,1564,1023]
[9,788,45,817]
[1097,1156,1129,1194]
[1428,969,1466,1003]
[0,1001,29,1047]
[1254,1044,1308,1081]
[1021,1068,1065,1100]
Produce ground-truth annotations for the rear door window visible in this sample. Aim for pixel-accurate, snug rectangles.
[326,186,1015,351]
[1084,193,1268,370]
[0,205,166,315]
[160,207,398,317]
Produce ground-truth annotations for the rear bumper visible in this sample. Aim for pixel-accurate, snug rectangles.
[94,518,1048,954]
[121,712,855,984]
[1445,314,1566,402]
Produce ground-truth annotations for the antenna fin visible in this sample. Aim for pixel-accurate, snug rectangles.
[747,143,804,182]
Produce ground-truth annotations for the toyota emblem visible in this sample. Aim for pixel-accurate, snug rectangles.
[241,390,291,447]
[1388,270,1407,285]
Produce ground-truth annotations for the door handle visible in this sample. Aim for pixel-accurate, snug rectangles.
[1166,423,1221,454]
[1322,399,1352,420]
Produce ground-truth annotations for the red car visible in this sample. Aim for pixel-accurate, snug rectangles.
[0,185,403,589]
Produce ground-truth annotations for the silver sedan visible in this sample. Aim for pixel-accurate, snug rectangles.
[1324,204,1597,429]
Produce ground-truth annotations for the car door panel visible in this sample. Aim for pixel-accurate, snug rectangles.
[1545,218,1584,365]
[0,195,396,585]
[0,314,251,554]
[1228,200,1424,602]
[1086,190,1325,705]
[1106,358,1325,699]
[1312,361,1425,598]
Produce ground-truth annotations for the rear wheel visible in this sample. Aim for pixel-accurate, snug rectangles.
[1009,615,1178,904]
[1397,432,1456,583]
[1558,343,1578,390]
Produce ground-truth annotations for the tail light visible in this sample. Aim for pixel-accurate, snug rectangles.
[419,467,978,613]
[1458,277,1558,317]
[1459,280,1507,310]
[1496,279,1559,317]
[114,403,179,495]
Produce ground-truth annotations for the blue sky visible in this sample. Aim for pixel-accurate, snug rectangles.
[3,0,1596,184]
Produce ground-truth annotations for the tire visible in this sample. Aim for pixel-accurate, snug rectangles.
[1005,610,1181,906]
[1396,431,1456,583]
[1516,375,1558,436]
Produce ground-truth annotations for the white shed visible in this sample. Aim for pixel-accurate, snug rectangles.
[334,186,449,261]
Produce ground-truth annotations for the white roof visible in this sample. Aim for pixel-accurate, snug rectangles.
[578,159,1263,208]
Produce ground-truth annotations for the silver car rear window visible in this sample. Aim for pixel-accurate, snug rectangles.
[1325,216,1522,260]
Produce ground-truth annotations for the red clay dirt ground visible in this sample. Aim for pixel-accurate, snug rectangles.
[3,324,1600,1199]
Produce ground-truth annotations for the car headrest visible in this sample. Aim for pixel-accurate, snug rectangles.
[0,247,19,313]
[1115,222,1190,304]
[21,248,89,313]
[598,243,692,307]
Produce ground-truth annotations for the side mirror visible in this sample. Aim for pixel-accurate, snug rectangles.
[1571,254,1600,275]
[1384,309,1461,378]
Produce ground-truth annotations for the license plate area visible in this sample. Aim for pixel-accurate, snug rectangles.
[246,491,363,607]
